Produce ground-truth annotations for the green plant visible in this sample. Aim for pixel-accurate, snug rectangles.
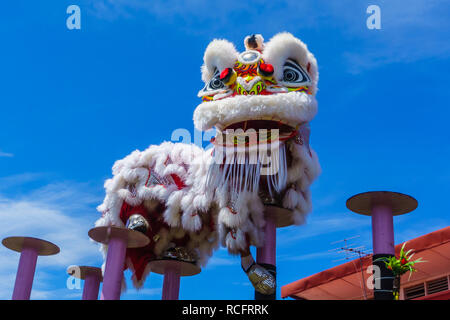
[374,242,426,300]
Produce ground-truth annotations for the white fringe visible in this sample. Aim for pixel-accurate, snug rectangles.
[206,141,288,204]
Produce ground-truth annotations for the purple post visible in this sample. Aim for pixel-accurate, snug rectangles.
[346,191,418,300]
[101,236,127,300]
[370,203,396,300]
[255,214,277,300]
[12,246,38,300]
[3,237,59,300]
[82,273,101,300]
[88,226,149,301]
[257,216,276,265]
[148,258,201,300]
[67,266,102,300]
[371,204,395,255]
[162,264,181,300]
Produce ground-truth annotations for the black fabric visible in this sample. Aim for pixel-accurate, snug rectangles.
[372,254,395,300]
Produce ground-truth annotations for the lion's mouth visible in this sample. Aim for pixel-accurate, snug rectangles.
[222,120,295,134]
[208,119,293,202]
[214,120,298,149]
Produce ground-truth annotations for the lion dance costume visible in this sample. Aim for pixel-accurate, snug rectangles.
[95,32,320,295]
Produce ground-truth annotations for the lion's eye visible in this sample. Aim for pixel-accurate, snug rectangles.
[206,69,225,91]
[281,59,311,86]
[208,76,224,90]
[283,68,300,82]
[198,69,226,97]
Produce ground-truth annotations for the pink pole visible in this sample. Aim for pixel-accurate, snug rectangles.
[371,203,396,300]
[162,264,181,300]
[12,246,38,300]
[82,273,101,300]
[101,236,127,300]
[255,214,277,300]
[257,215,276,265]
[371,204,395,255]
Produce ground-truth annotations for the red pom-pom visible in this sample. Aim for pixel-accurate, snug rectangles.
[220,68,231,80]
[259,63,274,74]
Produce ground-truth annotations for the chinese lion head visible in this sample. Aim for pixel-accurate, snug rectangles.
[194,32,321,254]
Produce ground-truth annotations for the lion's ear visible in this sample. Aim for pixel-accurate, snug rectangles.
[263,32,318,94]
[201,39,239,83]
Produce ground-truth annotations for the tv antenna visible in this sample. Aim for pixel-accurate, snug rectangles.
[329,235,372,300]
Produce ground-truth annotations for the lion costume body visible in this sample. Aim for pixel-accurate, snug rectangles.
[95,32,320,289]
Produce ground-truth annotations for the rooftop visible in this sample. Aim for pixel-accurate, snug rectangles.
[281,226,450,300]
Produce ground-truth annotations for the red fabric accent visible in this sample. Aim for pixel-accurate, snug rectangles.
[255,90,274,96]
[213,90,273,101]
[119,202,147,222]
[170,173,185,190]
[220,68,230,80]
[119,202,163,281]
[118,200,192,282]
[144,168,152,187]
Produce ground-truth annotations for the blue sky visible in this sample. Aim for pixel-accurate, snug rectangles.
[0,0,449,300]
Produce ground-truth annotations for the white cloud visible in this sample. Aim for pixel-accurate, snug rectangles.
[394,218,449,244]
[330,1,450,72]
[0,151,13,158]
[206,248,239,268]
[207,256,236,268]
[278,250,334,262]
[0,173,45,190]
[89,0,450,72]
[277,214,372,245]
[0,180,103,299]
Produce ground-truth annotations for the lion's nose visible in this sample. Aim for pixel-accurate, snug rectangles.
[235,76,265,95]
[243,75,255,83]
